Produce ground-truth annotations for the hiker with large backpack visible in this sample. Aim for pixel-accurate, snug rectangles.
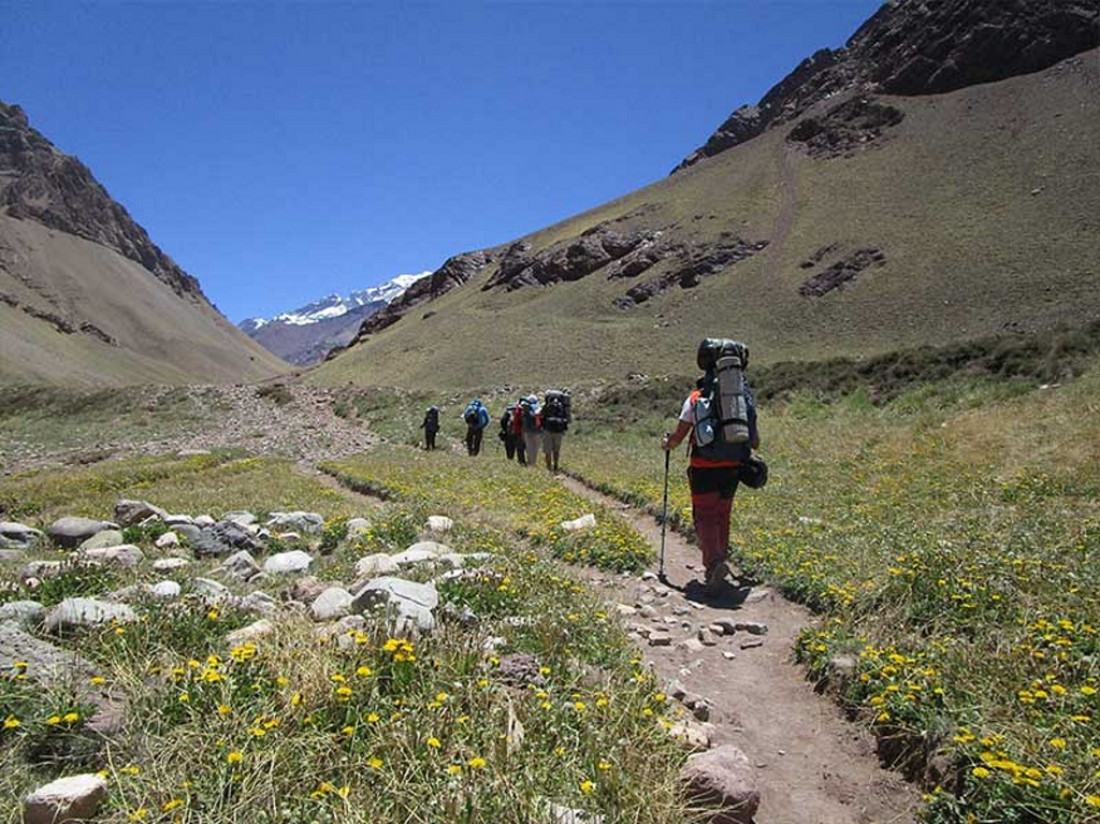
[662,339,761,594]
[421,406,441,450]
[463,399,491,456]
[540,389,571,472]
[509,399,528,465]
[499,403,520,460]
[519,394,541,467]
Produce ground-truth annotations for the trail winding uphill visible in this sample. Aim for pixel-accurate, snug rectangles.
[558,475,921,824]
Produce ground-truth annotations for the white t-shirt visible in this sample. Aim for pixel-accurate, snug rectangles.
[679,395,695,424]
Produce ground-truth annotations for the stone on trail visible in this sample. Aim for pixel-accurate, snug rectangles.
[44,598,137,634]
[735,621,768,636]
[667,719,713,753]
[680,744,760,824]
[23,773,108,824]
[263,550,313,574]
[113,499,168,527]
[560,513,597,532]
[47,517,118,549]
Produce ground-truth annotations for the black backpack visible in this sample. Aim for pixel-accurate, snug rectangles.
[543,390,570,433]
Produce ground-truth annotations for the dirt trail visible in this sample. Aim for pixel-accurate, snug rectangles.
[761,139,799,283]
[559,476,921,824]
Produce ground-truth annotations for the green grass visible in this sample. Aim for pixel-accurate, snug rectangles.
[562,362,1100,823]
[322,445,652,573]
[0,448,697,823]
[0,452,357,526]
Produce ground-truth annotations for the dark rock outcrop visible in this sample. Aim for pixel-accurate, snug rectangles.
[786,97,905,158]
[484,229,658,291]
[353,250,494,340]
[0,101,203,300]
[617,236,770,308]
[674,0,1099,171]
[799,247,886,297]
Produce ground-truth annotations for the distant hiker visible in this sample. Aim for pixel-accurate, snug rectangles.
[662,339,759,594]
[510,400,528,465]
[463,399,491,456]
[421,406,441,450]
[541,389,571,472]
[519,394,541,466]
[499,402,520,461]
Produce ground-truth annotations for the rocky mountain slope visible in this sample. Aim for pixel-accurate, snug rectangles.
[239,273,428,365]
[0,101,287,386]
[311,0,1099,390]
[673,0,1099,172]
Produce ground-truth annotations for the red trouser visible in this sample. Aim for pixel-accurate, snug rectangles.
[687,465,739,570]
[691,490,733,569]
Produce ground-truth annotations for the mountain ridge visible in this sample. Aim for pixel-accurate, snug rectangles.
[0,101,288,386]
[672,0,1099,172]
[311,0,1099,390]
[238,272,429,365]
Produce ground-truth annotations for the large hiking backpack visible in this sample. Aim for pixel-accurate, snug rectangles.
[463,400,481,426]
[521,398,541,432]
[692,338,751,461]
[542,390,571,433]
[500,405,516,436]
[510,403,525,434]
[425,406,440,432]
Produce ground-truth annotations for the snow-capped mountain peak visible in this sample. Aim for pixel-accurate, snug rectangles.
[237,271,431,366]
[240,272,430,329]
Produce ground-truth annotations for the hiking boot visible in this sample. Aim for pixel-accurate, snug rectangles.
[704,560,730,593]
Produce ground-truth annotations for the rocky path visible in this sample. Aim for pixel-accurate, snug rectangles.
[559,476,922,824]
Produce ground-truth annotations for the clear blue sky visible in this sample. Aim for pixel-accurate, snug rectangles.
[4,1,883,323]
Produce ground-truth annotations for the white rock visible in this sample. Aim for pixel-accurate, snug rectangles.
[152,557,189,573]
[426,515,454,533]
[354,553,400,578]
[150,581,181,599]
[560,513,597,532]
[263,550,313,574]
[154,532,180,549]
[44,598,137,634]
[311,587,354,621]
[226,619,276,647]
[346,518,371,539]
[24,773,108,824]
[79,545,144,567]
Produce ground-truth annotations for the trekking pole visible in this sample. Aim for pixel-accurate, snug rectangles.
[659,442,670,580]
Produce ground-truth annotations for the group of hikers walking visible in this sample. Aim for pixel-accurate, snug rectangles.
[418,389,572,471]
[417,337,764,595]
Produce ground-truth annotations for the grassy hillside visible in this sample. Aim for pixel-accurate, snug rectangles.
[0,216,287,386]
[308,51,1099,391]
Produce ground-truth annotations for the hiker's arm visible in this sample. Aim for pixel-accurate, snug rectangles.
[662,420,692,451]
